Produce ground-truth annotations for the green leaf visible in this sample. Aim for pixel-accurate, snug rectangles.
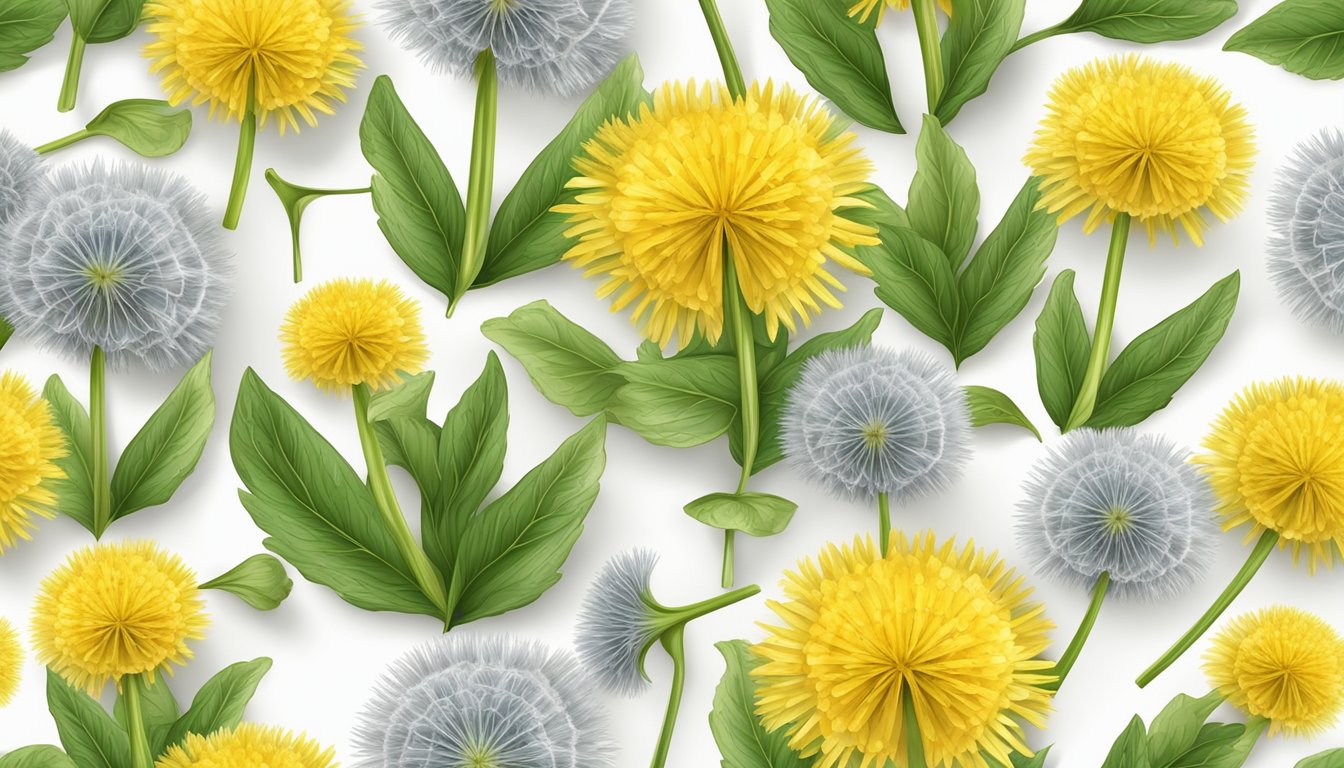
[366,371,436,423]
[110,352,214,521]
[710,640,810,768]
[482,300,626,417]
[935,0,1025,124]
[42,374,95,533]
[1050,0,1236,44]
[1103,716,1150,768]
[230,369,440,617]
[0,0,66,72]
[844,184,911,233]
[112,679,176,758]
[909,115,979,269]
[480,54,648,286]
[964,385,1041,440]
[1033,270,1091,430]
[763,0,902,133]
[361,75,465,305]
[954,178,1057,364]
[447,418,607,626]
[1146,691,1224,767]
[164,659,271,748]
[1297,749,1344,768]
[608,356,739,448]
[65,0,141,42]
[200,554,293,611]
[1167,723,1247,768]
[46,670,130,768]
[865,226,961,351]
[685,492,797,537]
[84,99,191,158]
[1225,0,1344,80]
[374,416,441,497]
[0,746,77,768]
[1088,272,1240,428]
[986,748,1053,768]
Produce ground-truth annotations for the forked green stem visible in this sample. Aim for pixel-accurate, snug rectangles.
[911,0,944,113]
[450,48,498,317]
[58,35,87,113]
[265,169,371,282]
[223,82,258,230]
[903,684,928,768]
[650,626,687,768]
[696,0,746,99]
[1065,213,1131,431]
[878,492,891,553]
[122,674,153,768]
[1137,530,1278,687]
[722,255,759,588]
[35,129,93,155]
[90,345,111,537]
[1046,572,1109,692]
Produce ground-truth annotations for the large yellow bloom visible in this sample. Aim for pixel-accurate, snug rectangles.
[33,541,208,694]
[282,278,429,392]
[849,0,952,25]
[0,618,19,707]
[145,0,363,133]
[1025,55,1254,246]
[157,723,336,768]
[557,80,878,349]
[1205,606,1344,737]
[0,372,65,554]
[1197,378,1344,572]
[752,533,1054,768]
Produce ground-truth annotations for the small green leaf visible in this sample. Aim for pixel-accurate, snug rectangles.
[0,0,66,72]
[112,679,177,758]
[1297,749,1344,768]
[1146,691,1224,766]
[935,0,1025,124]
[200,554,293,611]
[909,115,979,269]
[1225,0,1344,80]
[865,226,961,352]
[366,371,436,423]
[608,356,739,448]
[1102,715,1150,768]
[164,659,271,748]
[964,386,1041,440]
[1033,270,1091,430]
[84,99,191,157]
[710,640,810,768]
[844,184,911,233]
[66,0,141,42]
[46,670,131,768]
[1088,272,1240,428]
[1048,0,1236,44]
[42,374,95,533]
[110,351,214,521]
[685,492,798,537]
[0,746,77,768]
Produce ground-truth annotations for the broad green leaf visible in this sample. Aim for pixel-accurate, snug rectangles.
[480,54,648,286]
[1167,723,1246,768]
[374,416,441,497]
[113,679,177,758]
[110,352,214,521]
[199,554,293,611]
[66,0,141,42]
[46,670,131,768]
[763,0,903,133]
[1225,0,1344,80]
[1297,749,1344,768]
[909,115,979,269]
[84,99,191,157]
[366,371,436,422]
[1088,272,1239,428]
[482,300,626,417]
[164,659,271,748]
[608,356,739,448]
[711,640,810,768]
[964,385,1041,440]
[684,492,797,537]
[935,0,1025,124]
[1047,0,1236,44]
[0,746,77,768]
[447,418,607,626]
[844,184,911,232]
[1146,691,1224,767]
[865,226,961,352]
[230,370,440,617]
[361,75,465,304]
[1102,716,1150,768]
[42,374,95,532]
[0,0,66,71]
[1033,271,1091,430]
[954,178,1056,364]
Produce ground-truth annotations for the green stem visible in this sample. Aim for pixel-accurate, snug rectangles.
[223,83,258,230]
[264,169,371,283]
[723,255,759,588]
[34,129,93,156]
[1065,213,1131,432]
[696,0,747,99]
[122,675,153,768]
[660,584,761,627]
[903,684,927,768]
[721,530,735,588]
[911,0,944,113]
[878,492,891,553]
[90,346,111,538]
[1046,572,1109,692]
[353,383,450,621]
[57,34,87,113]
[1009,25,1064,54]
[1137,530,1278,688]
[650,626,687,768]
[450,48,498,317]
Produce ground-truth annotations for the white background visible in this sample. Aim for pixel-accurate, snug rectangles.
[2,0,1343,764]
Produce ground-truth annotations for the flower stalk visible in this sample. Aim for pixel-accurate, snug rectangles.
[265,169,371,282]
[58,35,88,113]
[90,345,111,538]
[1065,212,1131,431]
[223,80,259,230]
[696,0,746,99]
[451,48,499,317]
[122,674,154,768]
[1046,571,1109,691]
[878,492,892,553]
[911,0,944,113]
[903,684,928,768]
[723,255,760,588]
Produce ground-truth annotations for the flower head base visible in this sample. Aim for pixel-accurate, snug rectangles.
[575,549,660,695]
[0,130,43,229]
[0,372,66,554]
[1018,429,1216,601]
[1205,606,1344,737]
[381,0,632,96]
[782,346,970,502]
[145,0,363,133]
[848,0,951,25]
[1197,377,1344,572]
[557,80,878,349]
[0,618,19,707]
[354,634,614,768]
[1268,129,1344,333]
[753,533,1054,768]
[0,160,229,371]
[1025,55,1254,246]
[157,723,336,768]
[281,278,429,392]
[33,541,207,694]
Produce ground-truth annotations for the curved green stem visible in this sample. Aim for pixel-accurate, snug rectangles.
[450,48,498,317]
[903,684,927,768]
[1046,571,1109,692]
[696,0,746,99]
[650,626,687,768]
[223,83,258,230]
[35,129,93,156]
[659,584,761,628]
[353,383,450,621]
[122,674,153,768]
[1009,24,1064,54]
[878,492,891,553]
[723,255,759,587]
[90,345,111,538]
[911,0,944,113]
[58,34,87,113]
[1137,530,1278,688]
[265,169,371,282]
[1065,213,1131,431]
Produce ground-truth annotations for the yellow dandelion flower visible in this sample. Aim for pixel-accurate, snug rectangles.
[556,80,878,349]
[1197,377,1344,572]
[1025,55,1255,246]
[0,618,20,707]
[156,723,337,768]
[1205,606,1344,737]
[33,541,208,694]
[0,371,66,554]
[281,278,430,393]
[752,533,1055,768]
[849,0,952,25]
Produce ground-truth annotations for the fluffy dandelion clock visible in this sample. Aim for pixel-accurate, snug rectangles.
[1205,606,1344,737]
[0,618,18,707]
[158,723,337,768]
[0,372,66,555]
[354,634,614,768]
[0,130,43,229]
[0,160,228,372]
[1268,129,1344,332]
